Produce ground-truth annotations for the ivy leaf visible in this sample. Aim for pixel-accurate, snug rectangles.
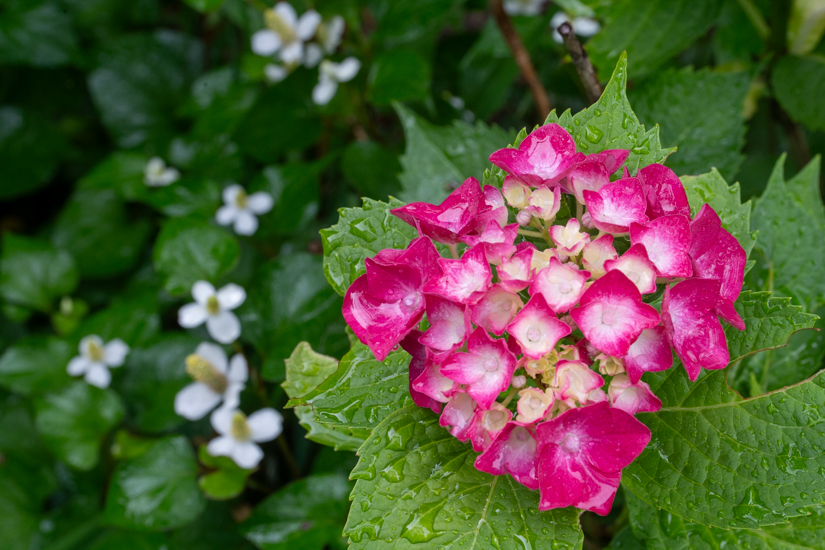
[394,102,512,203]
[35,382,125,471]
[240,473,352,550]
[344,404,583,549]
[104,436,206,531]
[772,55,825,132]
[0,336,72,396]
[321,197,418,297]
[287,342,413,431]
[546,52,675,175]
[630,67,751,179]
[681,169,757,257]
[0,106,66,199]
[586,0,721,78]
[625,489,825,550]
[153,218,241,297]
[0,0,79,67]
[750,156,825,311]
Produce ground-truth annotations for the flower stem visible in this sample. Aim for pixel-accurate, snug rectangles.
[735,0,771,40]
[557,22,602,104]
[518,229,544,238]
[447,243,459,259]
[576,201,584,222]
[276,434,302,480]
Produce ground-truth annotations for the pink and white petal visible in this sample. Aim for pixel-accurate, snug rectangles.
[195,342,228,373]
[548,218,590,257]
[637,163,691,219]
[582,235,617,279]
[206,311,242,344]
[470,285,523,336]
[604,244,658,295]
[192,281,216,304]
[583,177,648,234]
[537,443,622,514]
[206,435,235,458]
[390,178,484,244]
[248,408,284,442]
[420,297,469,351]
[216,283,246,311]
[529,257,590,314]
[521,124,581,184]
[439,392,477,441]
[608,374,662,415]
[215,205,238,226]
[507,294,571,359]
[174,383,222,420]
[502,176,531,208]
[623,326,672,384]
[474,423,539,489]
[692,227,746,304]
[401,331,444,413]
[231,442,264,469]
[629,215,692,278]
[422,245,491,304]
[67,356,91,376]
[588,149,630,175]
[84,364,111,388]
[246,192,275,214]
[103,339,130,367]
[716,298,745,330]
[567,158,611,203]
[553,360,604,405]
[233,211,259,236]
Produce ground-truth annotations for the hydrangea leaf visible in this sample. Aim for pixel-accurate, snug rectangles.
[344,404,584,549]
[630,67,751,179]
[750,156,825,311]
[286,342,413,431]
[772,55,825,132]
[625,489,825,550]
[395,102,512,203]
[681,169,757,257]
[545,53,675,175]
[35,382,125,471]
[0,336,72,396]
[586,0,721,78]
[321,197,419,297]
[104,436,206,531]
[0,0,79,67]
[240,473,352,550]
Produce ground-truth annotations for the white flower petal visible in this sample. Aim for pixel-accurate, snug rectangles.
[222,184,244,205]
[231,441,264,469]
[251,29,282,56]
[67,356,91,376]
[296,10,321,40]
[192,281,216,304]
[274,1,297,26]
[178,303,209,329]
[195,342,228,373]
[332,57,360,82]
[85,364,111,388]
[156,168,180,186]
[216,205,238,226]
[279,41,304,64]
[550,11,570,29]
[324,16,345,52]
[246,192,274,214]
[174,383,222,420]
[303,43,323,68]
[233,210,259,236]
[103,339,130,367]
[223,384,243,409]
[216,284,246,310]
[79,335,103,357]
[227,354,248,384]
[210,406,235,435]
[264,63,289,82]
[206,311,241,344]
[572,17,600,37]
[207,435,235,457]
[312,76,338,105]
[248,408,283,442]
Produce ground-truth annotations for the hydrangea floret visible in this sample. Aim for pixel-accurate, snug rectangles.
[341,122,747,514]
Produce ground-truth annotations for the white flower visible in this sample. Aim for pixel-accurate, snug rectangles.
[504,0,545,16]
[178,281,246,344]
[144,157,180,187]
[304,14,345,67]
[174,342,247,421]
[263,63,288,83]
[550,11,601,43]
[67,335,130,389]
[251,2,321,65]
[312,58,360,105]
[215,184,274,236]
[207,406,283,469]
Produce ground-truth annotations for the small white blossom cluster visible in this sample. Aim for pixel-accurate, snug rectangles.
[144,157,180,187]
[250,2,359,105]
[67,335,130,389]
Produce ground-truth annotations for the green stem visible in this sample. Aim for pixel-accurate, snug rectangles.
[447,243,459,259]
[517,229,544,238]
[736,0,771,40]
[576,201,584,222]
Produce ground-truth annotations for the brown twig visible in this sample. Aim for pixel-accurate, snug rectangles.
[557,22,602,104]
[489,0,551,118]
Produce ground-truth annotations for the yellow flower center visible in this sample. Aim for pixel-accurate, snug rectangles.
[185,354,229,394]
[235,189,248,209]
[231,411,252,441]
[206,295,221,315]
[265,10,297,43]
[87,341,105,362]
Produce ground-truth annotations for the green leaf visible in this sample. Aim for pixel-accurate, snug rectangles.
[76,151,148,199]
[606,525,645,550]
[0,336,72,396]
[251,163,322,236]
[712,0,766,65]
[184,0,226,12]
[368,49,432,105]
[35,382,125,470]
[76,291,161,348]
[630,67,751,179]
[153,218,241,296]
[51,189,152,279]
[139,177,223,219]
[0,233,78,315]
[86,531,168,550]
[88,31,203,148]
[345,404,583,549]
[294,405,369,452]
[772,55,825,132]
[169,501,257,550]
[681,168,757,257]
[0,106,66,199]
[104,436,206,531]
[341,140,402,199]
[625,489,825,550]
[0,0,79,67]
[788,0,825,55]
[394,102,512,203]
[369,0,464,54]
[197,446,252,501]
[750,156,825,311]
[239,253,349,381]
[587,0,721,78]
[241,473,351,550]
[321,197,419,296]
[287,342,413,430]
[545,53,675,175]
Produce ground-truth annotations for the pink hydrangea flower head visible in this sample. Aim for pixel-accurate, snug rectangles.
[529,257,590,314]
[525,187,562,222]
[507,294,572,359]
[400,331,445,413]
[623,326,673,384]
[419,296,470,351]
[440,327,518,409]
[439,391,478,441]
[468,403,513,452]
[502,176,531,209]
[588,149,630,176]
[569,270,660,357]
[391,177,486,244]
[489,123,585,187]
[497,243,540,292]
[411,349,456,404]
[608,374,662,415]
[474,422,539,490]
[536,402,651,514]
[582,235,618,279]
[553,360,605,407]
[343,237,441,360]
[423,245,492,305]
[549,218,590,257]
[662,278,730,381]
[462,221,519,265]
[629,215,693,278]
[566,157,611,204]
[636,163,691,220]
[516,387,555,424]
[603,243,658,295]
[583,177,649,234]
[470,284,524,335]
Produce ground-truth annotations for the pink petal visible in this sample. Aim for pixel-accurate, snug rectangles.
[372,236,443,284]
[608,374,662,415]
[588,149,630,175]
[497,243,543,292]
[440,328,517,409]
[569,270,660,357]
[525,187,562,221]
[637,163,691,220]
[467,403,513,452]
[470,284,524,335]
[439,391,477,441]
[716,298,745,331]
[391,177,484,244]
[419,297,470,351]
[629,215,693,278]
[549,218,590,257]
[553,360,604,406]
[400,331,444,413]
[583,177,648,234]
[474,186,510,232]
[582,235,618,279]
[423,245,492,305]
[623,326,673,384]
[489,124,583,187]
[529,257,590,314]
[462,221,518,265]
[502,176,531,208]
[411,350,455,404]
[506,294,572,359]
[566,157,611,204]
[516,388,554,424]
[689,204,746,305]
[604,244,658,294]
[474,423,539,490]
[537,442,621,514]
